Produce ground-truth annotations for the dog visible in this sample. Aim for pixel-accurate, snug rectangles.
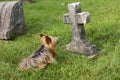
[19,34,58,71]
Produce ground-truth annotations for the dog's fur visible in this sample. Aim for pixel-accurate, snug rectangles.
[19,34,58,71]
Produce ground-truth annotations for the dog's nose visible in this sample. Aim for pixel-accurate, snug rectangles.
[57,40,58,44]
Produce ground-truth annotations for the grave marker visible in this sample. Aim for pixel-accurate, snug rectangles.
[0,1,26,39]
[64,2,101,58]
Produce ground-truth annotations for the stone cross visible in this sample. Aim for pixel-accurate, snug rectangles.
[64,2,101,57]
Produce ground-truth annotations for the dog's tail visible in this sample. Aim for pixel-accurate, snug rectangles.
[18,58,32,71]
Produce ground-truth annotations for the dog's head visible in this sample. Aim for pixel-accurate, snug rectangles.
[40,34,58,49]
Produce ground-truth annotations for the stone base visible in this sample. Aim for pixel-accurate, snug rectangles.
[66,40,101,58]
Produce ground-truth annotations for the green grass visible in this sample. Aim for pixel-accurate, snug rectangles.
[0,0,120,80]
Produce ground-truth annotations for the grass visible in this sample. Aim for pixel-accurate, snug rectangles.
[0,0,120,80]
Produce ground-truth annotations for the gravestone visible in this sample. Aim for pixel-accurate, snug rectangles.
[20,0,35,3]
[64,2,101,58]
[0,1,26,39]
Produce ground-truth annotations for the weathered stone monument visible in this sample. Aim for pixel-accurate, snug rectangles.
[0,1,26,39]
[20,0,35,3]
[64,2,101,58]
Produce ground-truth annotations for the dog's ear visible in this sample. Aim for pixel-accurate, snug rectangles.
[40,34,45,38]
[45,36,52,45]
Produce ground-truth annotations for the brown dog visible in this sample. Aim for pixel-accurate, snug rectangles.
[19,34,58,71]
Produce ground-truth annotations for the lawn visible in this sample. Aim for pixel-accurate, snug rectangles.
[0,0,120,80]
